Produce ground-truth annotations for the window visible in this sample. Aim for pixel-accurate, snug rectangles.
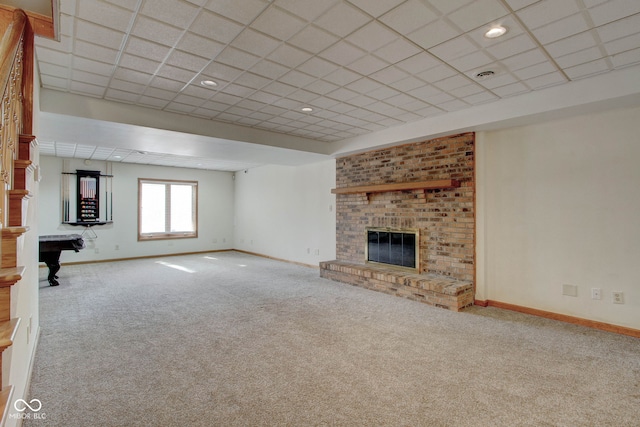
[138,178,198,240]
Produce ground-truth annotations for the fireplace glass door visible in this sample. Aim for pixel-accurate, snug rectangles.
[367,229,417,269]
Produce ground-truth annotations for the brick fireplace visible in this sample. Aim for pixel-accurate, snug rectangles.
[320,133,475,311]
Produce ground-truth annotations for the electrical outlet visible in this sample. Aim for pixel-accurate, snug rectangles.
[115,244,120,250]
[591,288,601,300]
[94,248,99,254]
[612,291,624,304]
[562,284,578,297]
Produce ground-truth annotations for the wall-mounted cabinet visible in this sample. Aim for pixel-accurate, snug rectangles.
[62,167,113,225]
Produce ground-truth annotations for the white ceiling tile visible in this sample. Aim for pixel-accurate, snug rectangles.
[529,13,590,45]
[166,51,210,72]
[219,83,255,98]
[610,47,640,68]
[389,76,427,92]
[36,48,72,67]
[323,67,362,86]
[131,16,184,47]
[69,81,106,97]
[279,70,316,87]
[346,55,389,75]
[491,81,529,97]
[118,53,160,75]
[416,64,459,83]
[138,96,171,109]
[268,44,313,68]
[448,51,494,72]
[72,69,111,86]
[176,32,226,59]
[104,89,139,104]
[232,29,282,57]
[407,19,460,50]
[524,72,567,89]
[262,81,297,97]
[249,60,290,80]
[512,61,558,79]
[305,79,340,95]
[347,0,405,18]
[274,0,338,21]
[447,0,509,32]
[287,89,318,103]
[587,0,640,26]
[476,71,517,89]
[201,62,244,82]
[395,52,443,74]
[190,10,245,44]
[77,0,133,32]
[75,20,125,49]
[319,41,367,66]
[504,0,538,10]
[216,47,261,70]
[326,87,360,102]
[433,74,473,92]
[373,38,422,64]
[438,99,469,111]
[72,57,115,76]
[379,0,439,34]
[366,85,401,101]
[125,37,171,63]
[36,33,73,53]
[486,34,537,60]
[596,13,640,43]
[287,25,339,54]
[554,47,603,69]
[140,0,200,28]
[564,59,609,80]
[73,40,119,64]
[315,2,371,37]
[428,0,475,16]
[346,77,382,93]
[40,62,72,79]
[251,6,308,41]
[41,75,70,89]
[204,0,269,24]
[604,33,640,56]
[148,78,184,93]
[110,78,146,94]
[545,31,599,58]
[235,72,273,89]
[500,49,548,71]
[448,83,484,98]
[156,64,196,83]
[429,36,478,62]
[369,66,408,85]
[346,21,398,52]
[516,0,581,29]
[297,57,340,78]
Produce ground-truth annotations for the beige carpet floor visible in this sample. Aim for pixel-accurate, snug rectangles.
[26,251,640,426]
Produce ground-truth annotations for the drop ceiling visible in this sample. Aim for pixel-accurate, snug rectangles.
[18,0,640,170]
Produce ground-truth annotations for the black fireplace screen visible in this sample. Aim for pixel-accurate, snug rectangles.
[366,229,417,269]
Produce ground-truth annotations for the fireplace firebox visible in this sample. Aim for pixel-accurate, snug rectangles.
[366,228,418,270]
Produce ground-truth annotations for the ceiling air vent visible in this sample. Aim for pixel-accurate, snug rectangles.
[475,70,495,79]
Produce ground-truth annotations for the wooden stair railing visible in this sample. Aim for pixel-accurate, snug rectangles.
[0,8,34,423]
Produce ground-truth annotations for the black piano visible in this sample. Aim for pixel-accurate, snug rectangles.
[39,234,85,286]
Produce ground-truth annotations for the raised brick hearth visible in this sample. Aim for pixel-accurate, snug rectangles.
[321,133,475,311]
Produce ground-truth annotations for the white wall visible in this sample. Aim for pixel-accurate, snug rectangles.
[233,160,336,267]
[38,157,235,263]
[476,105,640,329]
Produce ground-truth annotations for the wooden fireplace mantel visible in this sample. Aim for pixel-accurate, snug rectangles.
[331,179,460,200]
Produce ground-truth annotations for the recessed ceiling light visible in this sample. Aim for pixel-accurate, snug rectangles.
[113,155,122,159]
[301,107,313,112]
[485,25,507,39]
[200,80,218,87]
